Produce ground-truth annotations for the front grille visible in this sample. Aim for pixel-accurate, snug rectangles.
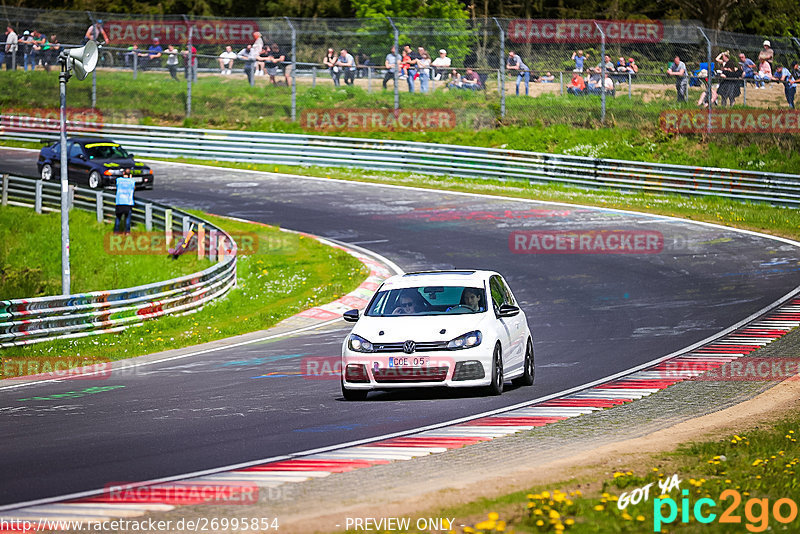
[372,341,449,353]
[373,366,449,383]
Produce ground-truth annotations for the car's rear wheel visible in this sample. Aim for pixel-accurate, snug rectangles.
[88,171,102,189]
[40,163,53,181]
[512,339,535,387]
[341,380,368,401]
[486,344,504,396]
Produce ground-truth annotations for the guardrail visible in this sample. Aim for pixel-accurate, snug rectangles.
[0,174,237,348]
[2,116,800,206]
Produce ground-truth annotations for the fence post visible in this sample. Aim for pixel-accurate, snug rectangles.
[183,15,194,119]
[594,21,606,125]
[209,230,218,261]
[285,17,297,122]
[165,209,173,246]
[312,65,316,88]
[628,72,632,99]
[133,51,138,79]
[86,11,98,109]
[95,191,103,223]
[560,71,563,95]
[742,76,747,106]
[35,180,42,213]
[1,174,8,206]
[182,215,190,236]
[144,202,152,230]
[197,223,205,259]
[493,18,506,120]
[367,65,372,93]
[388,17,399,112]
[698,27,712,135]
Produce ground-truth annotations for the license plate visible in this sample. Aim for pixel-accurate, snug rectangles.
[135,177,143,183]
[388,356,429,367]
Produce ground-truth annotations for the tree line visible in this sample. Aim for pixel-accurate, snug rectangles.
[5,0,800,36]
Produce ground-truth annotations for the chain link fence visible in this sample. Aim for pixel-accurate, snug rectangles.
[2,7,799,135]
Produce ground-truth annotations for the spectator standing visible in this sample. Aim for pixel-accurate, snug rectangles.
[506,51,531,96]
[265,43,285,85]
[257,44,270,76]
[431,49,451,81]
[758,40,774,66]
[182,43,197,81]
[738,52,756,82]
[43,35,59,72]
[244,32,263,86]
[571,50,588,72]
[416,49,431,93]
[403,44,420,92]
[791,61,800,81]
[717,52,741,106]
[383,45,400,90]
[323,48,339,87]
[237,44,252,79]
[667,55,688,102]
[114,169,135,234]
[774,64,796,109]
[337,48,355,85]
[165,44,179,81]
[32,31,46,69]
[755,58,772,88]
[21,30,34,71]
[138,38,163,71]
[82,20,108,45]
[5,26,17,70]
[218,45,236,74]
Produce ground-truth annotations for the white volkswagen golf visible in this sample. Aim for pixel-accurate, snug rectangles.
[340,270,534,400]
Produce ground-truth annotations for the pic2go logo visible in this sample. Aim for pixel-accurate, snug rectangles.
[654,489,798,532]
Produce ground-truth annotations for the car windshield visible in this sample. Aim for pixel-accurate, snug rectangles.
[365,286,487,317]
[84,143,130,160]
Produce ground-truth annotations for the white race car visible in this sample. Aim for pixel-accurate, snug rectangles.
[340,270,534,400]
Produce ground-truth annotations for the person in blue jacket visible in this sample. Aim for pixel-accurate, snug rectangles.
[114,168,135,233]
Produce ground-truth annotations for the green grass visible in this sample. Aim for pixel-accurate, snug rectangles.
[0,204,210,299]
[418,418,800,533]
[2,69,799,173]
[1,210,367,362]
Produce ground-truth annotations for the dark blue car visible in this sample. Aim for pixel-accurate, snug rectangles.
[37,137,154,190]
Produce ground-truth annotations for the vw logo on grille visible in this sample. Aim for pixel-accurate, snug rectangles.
[403,340,416,354]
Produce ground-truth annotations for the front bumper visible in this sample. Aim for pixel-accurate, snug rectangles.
[341,348,493,390]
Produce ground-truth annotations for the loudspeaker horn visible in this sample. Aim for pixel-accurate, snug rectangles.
[67,40,99,80]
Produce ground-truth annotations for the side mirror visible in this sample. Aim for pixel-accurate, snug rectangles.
[498,304,520,318]
[343,309,360,322]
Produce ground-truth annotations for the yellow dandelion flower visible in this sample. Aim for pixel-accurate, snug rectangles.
[594,505,604,512]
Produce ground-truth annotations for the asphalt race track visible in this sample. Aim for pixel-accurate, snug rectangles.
[2,150,800,507]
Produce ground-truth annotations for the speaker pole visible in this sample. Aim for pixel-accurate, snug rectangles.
[58,52,71,295]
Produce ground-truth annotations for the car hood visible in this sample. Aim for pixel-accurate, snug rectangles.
[97,158,138,167]
[352,314,488,343]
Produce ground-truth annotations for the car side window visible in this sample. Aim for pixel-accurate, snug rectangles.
[68,143,83,158]
[489,276,505,311]
[499,277,517,306]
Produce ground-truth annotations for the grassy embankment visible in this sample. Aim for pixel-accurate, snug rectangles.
[2,69,799,173]
[0,205,366,364]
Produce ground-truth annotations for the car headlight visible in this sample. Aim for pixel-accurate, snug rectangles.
[348,334,374,353]
[447,330,482,350]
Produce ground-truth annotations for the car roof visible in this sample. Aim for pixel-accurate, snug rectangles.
[70,137,119,145]
[380,270,497,289]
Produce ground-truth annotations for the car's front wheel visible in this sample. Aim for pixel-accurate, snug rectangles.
[341,380,368,401]
[512,339,535,387]
[40,163,53,181]
[486,344,504,396]
[88,171,102,189]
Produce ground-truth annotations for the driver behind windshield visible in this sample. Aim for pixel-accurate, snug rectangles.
[392,291,421,315]
[460,287,482,311]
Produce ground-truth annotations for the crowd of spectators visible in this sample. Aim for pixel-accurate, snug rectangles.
[3,21,795,109]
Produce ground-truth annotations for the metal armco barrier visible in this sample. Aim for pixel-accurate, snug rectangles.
[0,175,237,348]
[2,116,800,206]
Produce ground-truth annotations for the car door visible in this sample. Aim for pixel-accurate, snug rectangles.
[489,276,515,372]
[498,276,526,367]
[67,142,90,184]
